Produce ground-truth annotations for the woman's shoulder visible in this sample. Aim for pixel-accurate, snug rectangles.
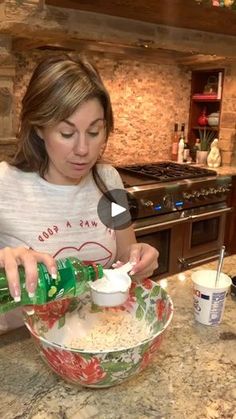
[0,162,34,184]
[96,163,124,189]
[96,163,118,176]
[0,161,16,179]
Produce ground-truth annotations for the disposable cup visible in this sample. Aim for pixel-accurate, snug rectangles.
[192,269,231,326]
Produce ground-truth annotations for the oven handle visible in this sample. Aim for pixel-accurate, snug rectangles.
[134,216,190,232]
[190,207,232,220]
[134,207,232,233]
[178,254,220,269]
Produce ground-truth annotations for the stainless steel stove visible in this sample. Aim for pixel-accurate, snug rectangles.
[119,161,218,184]
[116,162,232,278]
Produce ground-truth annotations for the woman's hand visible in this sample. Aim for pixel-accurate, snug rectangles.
[113,242,159,281]
[0,247,57,302]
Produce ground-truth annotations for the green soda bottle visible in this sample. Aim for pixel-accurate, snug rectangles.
[0,257,103,314]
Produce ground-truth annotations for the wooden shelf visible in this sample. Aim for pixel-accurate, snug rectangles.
[188,69,224,151]
[193,126,219,131]
[192,98,221,103]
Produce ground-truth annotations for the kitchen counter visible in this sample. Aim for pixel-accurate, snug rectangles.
[1,257,236,419]
[190,164,236,177]
[216,166,236,177]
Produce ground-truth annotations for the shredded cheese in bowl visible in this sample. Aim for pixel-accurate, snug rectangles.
[44,301,152,352]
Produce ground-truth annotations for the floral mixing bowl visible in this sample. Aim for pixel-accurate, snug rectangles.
[24,279,173,388]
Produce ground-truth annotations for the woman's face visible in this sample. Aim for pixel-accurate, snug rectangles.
[38,98,106,185]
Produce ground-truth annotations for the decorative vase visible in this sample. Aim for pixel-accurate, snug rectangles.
[196,150,208,165]
[207,112,219,127]
[197,108,208,126]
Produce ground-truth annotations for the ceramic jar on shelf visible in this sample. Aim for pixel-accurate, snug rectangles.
[207,111,220,127]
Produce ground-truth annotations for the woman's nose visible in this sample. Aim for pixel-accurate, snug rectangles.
[73,137,89,156]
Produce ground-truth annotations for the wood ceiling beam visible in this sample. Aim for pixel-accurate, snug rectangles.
[44,0,236,37]
[3,4,236,59]
[12,37,188,64]
[177,54,228,66]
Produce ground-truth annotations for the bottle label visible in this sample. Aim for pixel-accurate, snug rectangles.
[172,142,178,155]
[0,285,19,313]
[38,263,77,302]
[0,258,103,313]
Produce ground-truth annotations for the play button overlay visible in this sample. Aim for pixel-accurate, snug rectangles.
[97,188,138,230]
[111,202,126,217]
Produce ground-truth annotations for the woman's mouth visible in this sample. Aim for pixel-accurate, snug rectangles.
[70,162,89,170]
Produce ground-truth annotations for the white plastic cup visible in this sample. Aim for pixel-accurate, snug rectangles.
[192,269,232,326]
[90,271,131,307]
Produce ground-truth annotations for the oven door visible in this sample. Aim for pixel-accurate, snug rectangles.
[182,206,232,263]
[134,216,188,278]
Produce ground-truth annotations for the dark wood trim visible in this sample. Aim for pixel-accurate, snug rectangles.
[12,37,190,64]
[225,176,236,255]
[45,0,236,37]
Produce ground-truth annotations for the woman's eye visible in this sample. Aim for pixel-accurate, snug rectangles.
[88,132,99,137]
[61,132,74,139]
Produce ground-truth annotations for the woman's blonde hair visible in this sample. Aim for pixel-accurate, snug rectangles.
[12,54,114,179]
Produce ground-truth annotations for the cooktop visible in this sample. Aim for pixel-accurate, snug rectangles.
[116,162,217,187]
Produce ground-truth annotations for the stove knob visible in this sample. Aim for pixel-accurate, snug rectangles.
[183,192,192,200]
[220,186,226,193]
[140,199,154,208]
[209,187,217,195]
[163,194,173,209]
[199,189,208,198]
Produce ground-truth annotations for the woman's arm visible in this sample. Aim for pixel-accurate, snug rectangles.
[115,226,159,281]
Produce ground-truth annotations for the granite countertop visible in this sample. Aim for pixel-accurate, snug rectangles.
[1,256,236,419]
[190,164,236,177]
[216,166,236,177]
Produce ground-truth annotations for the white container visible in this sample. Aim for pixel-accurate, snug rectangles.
[208,112,219,127]
[90,270,131,307]
[177,138,184,163]
[192,269,231,326]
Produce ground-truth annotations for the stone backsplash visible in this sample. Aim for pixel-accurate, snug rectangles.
[13,50,191,166]
[1,49,235,166]
[220,64,236,165]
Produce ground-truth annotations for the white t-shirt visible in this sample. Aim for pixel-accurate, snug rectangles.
[0,162,125,333]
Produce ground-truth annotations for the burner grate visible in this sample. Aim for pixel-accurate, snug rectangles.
[120,162,216,182]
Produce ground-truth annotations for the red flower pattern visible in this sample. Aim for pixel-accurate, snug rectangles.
[130,281,137,296]
[142,278,153,290]
[41,346,106,384]
[155,299,166,321]
[140,335,163,370]
[33,299,71,328]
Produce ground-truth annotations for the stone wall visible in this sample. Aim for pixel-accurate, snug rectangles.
[1,49,235,166]
[220,65,236,166]
[13,50,191,165]
[0,1,236,165]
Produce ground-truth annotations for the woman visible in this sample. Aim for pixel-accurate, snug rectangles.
[0,55,158,333]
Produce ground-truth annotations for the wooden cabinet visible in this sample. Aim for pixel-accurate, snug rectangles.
[188,69,224,151]
[225,176,236,255]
